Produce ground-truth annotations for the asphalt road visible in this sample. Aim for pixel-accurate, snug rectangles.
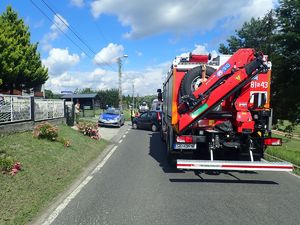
[46,127,300,225]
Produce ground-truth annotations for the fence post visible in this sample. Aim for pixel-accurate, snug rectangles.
[10,96,13,122]
[31,96,35,121]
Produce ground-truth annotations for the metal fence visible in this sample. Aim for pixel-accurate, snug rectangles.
[34,99,65,121]
[0,95,31,124]
[0,94,65,124]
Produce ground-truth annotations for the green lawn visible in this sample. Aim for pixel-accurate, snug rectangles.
[0,125,107,225]
[274,120,300,136]
[266,134,300,167]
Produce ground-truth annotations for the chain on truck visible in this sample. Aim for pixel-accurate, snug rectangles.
[159,48,293,172]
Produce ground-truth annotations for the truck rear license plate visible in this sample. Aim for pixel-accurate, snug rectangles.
[174,143,197,149]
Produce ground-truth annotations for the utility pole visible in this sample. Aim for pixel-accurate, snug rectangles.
[132,83,135,110]
[118,57,122,111]
[117,55,128,111]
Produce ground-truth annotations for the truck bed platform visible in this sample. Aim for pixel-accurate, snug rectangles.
[177,160,293,172]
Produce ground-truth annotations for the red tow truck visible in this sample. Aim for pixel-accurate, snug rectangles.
[161,48,293,171]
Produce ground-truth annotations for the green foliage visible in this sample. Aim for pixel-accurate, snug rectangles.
[0,6,48,93]
[97,88,119,108]
[218,10,276,55]
[45,89,54,99]
[57,137,71,147]
[74,88,97,94]
[33,122,58,141]
[0,151,14,172]
[271,0,300,122]
[219,1,300,123]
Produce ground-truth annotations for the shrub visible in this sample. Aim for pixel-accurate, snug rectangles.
[33,122,58,141]
[0,152,14,172]
[77,122,100,140]
[57,137,71,147]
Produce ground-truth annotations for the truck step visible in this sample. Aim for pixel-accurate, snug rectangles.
[177,160,293,171]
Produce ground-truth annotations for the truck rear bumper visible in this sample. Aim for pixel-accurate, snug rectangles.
[177,159,293,172]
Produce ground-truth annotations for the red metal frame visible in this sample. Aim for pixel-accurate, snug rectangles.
[171,48,270,134]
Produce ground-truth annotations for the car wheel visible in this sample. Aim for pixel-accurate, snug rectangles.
[132,123,138,129]
[118,121,121,128]
[151,124,158,132]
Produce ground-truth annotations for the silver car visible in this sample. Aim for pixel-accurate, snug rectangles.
[98,108,125,127]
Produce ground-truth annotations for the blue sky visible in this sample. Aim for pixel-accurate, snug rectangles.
[0,0,276,95]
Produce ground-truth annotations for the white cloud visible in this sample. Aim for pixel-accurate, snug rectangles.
[180,44,218,59]
[41,14,69,51]
[42,48,80,76]
[90,0,275,39]
[70,0,84,8]
[136,51,143,57]
[45,62,169,96]
[94,43,124,65]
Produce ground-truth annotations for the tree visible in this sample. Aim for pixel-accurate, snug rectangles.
[218,10,276,55]
[218,6,300,123]
[97,89,119,109]
[74,88,97,94]
[0,6,48,94]
[271,0,300,122]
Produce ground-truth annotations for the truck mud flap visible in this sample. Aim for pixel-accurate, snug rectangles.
[177,160,293,172]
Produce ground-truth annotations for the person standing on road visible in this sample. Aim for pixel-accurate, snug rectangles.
[131,109,135,125]
[75,100,80,124]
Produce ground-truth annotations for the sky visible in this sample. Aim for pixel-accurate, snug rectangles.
[0,0,276,96]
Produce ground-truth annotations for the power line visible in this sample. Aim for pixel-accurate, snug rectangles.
[30,0,93,59]
[40,0,96,55]
[39,0,115,70]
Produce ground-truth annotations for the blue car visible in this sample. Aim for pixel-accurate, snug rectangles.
[98,108,125,127]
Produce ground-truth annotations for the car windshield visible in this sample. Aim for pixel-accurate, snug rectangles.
[104,109,119,115]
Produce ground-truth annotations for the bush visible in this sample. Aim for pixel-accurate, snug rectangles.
[0,151,14,172]
[33,122,58,141]
[57,137,71,147]
[77,122,100,140]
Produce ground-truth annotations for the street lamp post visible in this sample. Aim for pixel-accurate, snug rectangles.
[117,54,128,111]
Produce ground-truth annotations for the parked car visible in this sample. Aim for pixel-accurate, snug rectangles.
[98,108,125,127]
[132,111,161,132]
[139,102,149,112]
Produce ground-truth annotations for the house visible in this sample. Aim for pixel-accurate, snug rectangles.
[60,93,99,110]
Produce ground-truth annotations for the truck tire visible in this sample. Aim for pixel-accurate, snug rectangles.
[166,128,176,166]
[180,65,216,96]
[151,124,158,132]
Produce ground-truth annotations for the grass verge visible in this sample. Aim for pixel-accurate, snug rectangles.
[0,124,107,225]
[265,134,300,173]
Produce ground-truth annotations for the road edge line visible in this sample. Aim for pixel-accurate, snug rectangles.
[32,143,118,225]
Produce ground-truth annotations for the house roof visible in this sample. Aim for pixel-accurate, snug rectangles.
[60,93,97,99]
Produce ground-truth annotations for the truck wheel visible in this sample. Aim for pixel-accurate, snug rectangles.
[160,129,165,142]
[132,123,138,129]
[180,65,215,96]
[151,124,158,132]
[166,128,176,166]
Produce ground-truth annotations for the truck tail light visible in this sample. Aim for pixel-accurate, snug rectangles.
[264,138,282,146]
[176,135,193,143]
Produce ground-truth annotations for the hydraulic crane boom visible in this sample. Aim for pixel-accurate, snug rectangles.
[178,49,267,134]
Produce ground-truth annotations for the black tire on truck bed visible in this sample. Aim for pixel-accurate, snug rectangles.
[180,65,216,96]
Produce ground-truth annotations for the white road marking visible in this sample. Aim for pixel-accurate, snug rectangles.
[288,171,300,179]
[91,146,118,175]
[42,145,118,225]
[119,139,123,144]
[125,131,129,134]
[122,134,126,138]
